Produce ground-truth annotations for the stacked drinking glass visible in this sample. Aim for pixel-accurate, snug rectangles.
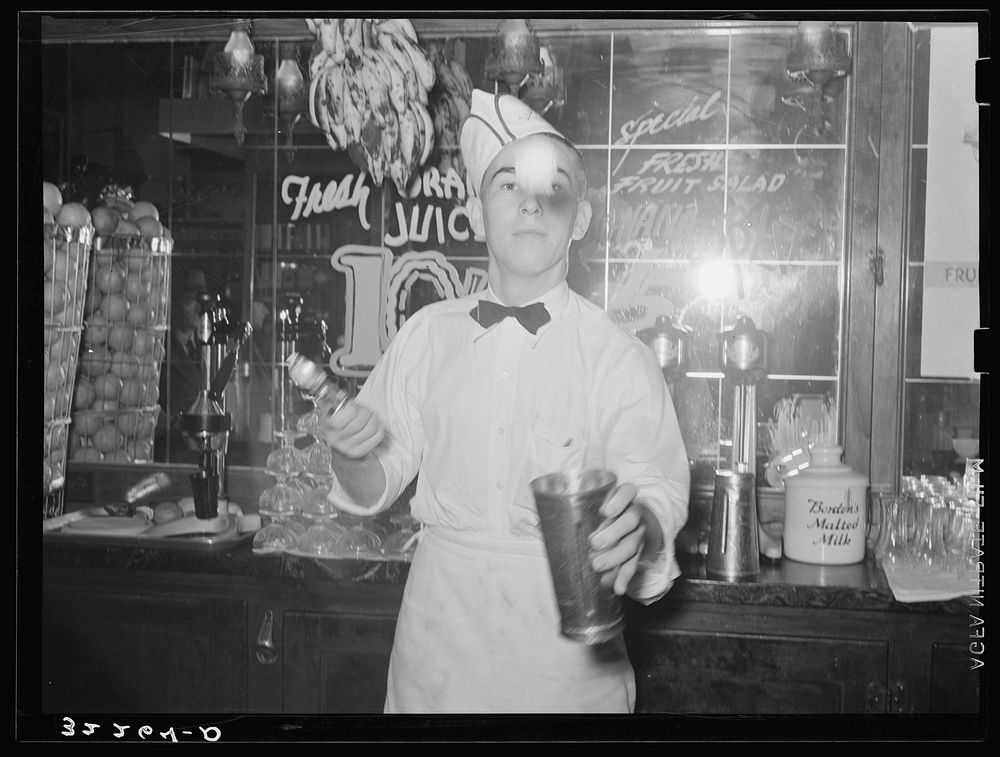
[868,474,979,579]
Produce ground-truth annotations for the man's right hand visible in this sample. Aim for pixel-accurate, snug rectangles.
[319,398,386,459]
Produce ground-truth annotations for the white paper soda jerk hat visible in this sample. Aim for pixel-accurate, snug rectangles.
[460,88,574,198]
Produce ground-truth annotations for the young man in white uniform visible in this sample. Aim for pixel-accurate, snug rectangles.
[319,89,690,713]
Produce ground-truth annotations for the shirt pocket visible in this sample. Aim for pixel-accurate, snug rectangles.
[528,417,587,481]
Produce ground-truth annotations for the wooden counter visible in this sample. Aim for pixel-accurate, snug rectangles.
[38,535,982,727]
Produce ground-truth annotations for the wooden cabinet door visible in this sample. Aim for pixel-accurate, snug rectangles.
[927,643,981,713]
[281,610,398,713]
[627,628,888,714]
[42,572,248,714]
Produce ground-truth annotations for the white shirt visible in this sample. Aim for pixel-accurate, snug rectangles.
[331,280,690,603]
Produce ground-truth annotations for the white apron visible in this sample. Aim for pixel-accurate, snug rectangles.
[384,525,636,714]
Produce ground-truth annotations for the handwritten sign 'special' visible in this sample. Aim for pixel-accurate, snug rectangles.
[614,90,723,152]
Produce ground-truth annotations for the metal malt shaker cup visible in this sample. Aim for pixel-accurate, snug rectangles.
[706,469,760,581]
[531,469,625,644]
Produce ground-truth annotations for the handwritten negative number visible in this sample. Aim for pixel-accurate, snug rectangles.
[60,717,221,741]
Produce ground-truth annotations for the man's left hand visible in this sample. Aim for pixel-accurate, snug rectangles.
[588,483,663,596]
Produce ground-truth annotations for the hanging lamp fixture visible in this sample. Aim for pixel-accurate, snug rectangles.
[786,20,851,96]
[782,20,852,136]
[269,42,308,161]
[521,45,566,116]
[209,18,268,145]
[484,19,543,96]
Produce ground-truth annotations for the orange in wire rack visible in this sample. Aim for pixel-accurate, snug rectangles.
[55,202,91,228]
[43,181,63,217]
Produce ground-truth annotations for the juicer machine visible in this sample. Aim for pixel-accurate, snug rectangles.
[179,293,252,523]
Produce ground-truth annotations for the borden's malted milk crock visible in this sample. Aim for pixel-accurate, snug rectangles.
[783,445,869,565]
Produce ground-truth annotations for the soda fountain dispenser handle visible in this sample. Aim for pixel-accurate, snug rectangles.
[194,292,217,392]
[209,322,253,403]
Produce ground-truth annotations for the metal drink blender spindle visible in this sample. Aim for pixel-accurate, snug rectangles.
[706,315,769,581]
[720,315,768,475]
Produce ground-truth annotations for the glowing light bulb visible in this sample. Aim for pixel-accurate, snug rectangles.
[277,58,304,91]
[695,260,740,300]
[225,29,255,66]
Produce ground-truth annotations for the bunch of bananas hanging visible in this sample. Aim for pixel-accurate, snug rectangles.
[306,18,437,194]
[426,42,475,180]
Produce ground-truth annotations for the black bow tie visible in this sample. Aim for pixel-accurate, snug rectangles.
[469,300,551,335]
